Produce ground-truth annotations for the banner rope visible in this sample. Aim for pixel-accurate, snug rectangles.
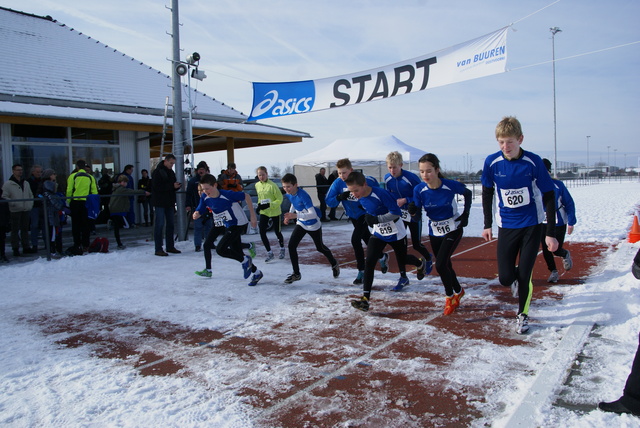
[510,0,561,26]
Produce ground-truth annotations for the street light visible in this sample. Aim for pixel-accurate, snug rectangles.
[586,135,590,172]
[550,27,562,179]
[607,145,611,166]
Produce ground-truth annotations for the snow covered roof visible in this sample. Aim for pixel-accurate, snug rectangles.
[293,135,425,166]
[0,7,309,139]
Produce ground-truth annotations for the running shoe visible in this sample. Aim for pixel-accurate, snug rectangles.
[279,247,286,259]
[516,313,529,334]
[265,251,275,263]
[443,296,455,315]
[248,270,263,286]
[393,276,410,291]
[548,270,559,283]
[563,250,573,271]
[416,258,430,280]
[379,253,389,274]
[331,263,341,278]
[241,256,253,279]
[284,273,301,284]
[351,296,369,312]
[195,269,212,278]
[452,287,465,309]
[353,270,364,285]
[248,242,256,259]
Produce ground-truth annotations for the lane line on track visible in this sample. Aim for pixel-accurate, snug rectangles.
[258,313,440,419]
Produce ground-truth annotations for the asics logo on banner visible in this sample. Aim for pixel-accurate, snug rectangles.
[251,90,313,118]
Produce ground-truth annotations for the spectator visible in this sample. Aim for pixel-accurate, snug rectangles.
[218,162,244,191]
[137,169,152,227]
[315,167,330,222]
[27,164,44,252]
[186,160,209,251]
[97,168,113,220]
[40,169,66,257]
[151,154,182,256]
[2,164,34,257]
[0,188,10,262]
[117,165,135,226]
[66,160,98,254]
[110,174,149,249]
[327,170,339,220]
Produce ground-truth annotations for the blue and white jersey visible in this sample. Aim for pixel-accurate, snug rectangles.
[384,169,422,223]
[359,186,407,242]
[285,187,322,231]
[481,149,554,229]
[325,175,379,219]
[545,179,576,227]
[414,178,469,236]
[196,189,248,228]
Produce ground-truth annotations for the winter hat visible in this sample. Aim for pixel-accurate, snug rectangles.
[42,169,56,180]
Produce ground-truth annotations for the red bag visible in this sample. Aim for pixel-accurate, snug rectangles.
[88,237,109,253]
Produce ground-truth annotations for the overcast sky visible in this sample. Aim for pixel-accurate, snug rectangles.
[4,0,639,174]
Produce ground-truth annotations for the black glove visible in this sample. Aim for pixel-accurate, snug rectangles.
[336,191,351,201]
[457,212,469,228]
[407,202,419,216]
[257,202,270,211]
[365,214,379,226]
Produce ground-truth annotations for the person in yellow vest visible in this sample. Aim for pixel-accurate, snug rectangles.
[66,160,98,254]
[254,166,285,262]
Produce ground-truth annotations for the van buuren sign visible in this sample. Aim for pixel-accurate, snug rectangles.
[248,27,508,122]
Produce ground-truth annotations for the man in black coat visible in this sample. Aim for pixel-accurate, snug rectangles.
[315,167,329,222]
[151,154,182,256]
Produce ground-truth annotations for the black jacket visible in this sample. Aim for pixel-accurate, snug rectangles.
[151,162,178,208]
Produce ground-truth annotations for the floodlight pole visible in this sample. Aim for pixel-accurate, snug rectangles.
[550,27,561,179]
[171,0,186,240]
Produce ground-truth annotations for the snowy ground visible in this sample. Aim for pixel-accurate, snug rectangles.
[1,180,639,427]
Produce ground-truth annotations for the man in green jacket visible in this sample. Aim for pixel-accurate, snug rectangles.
[66,160,98,254]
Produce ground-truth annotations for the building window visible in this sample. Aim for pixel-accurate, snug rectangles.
[12,144,69,191]
[11,124,67,143]
[72,128,118,145]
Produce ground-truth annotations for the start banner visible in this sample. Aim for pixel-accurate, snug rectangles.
[248,26,508,122]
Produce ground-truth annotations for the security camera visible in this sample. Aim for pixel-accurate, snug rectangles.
[176,63,188,76]
[191,68,207,81]
[186,52,201,65]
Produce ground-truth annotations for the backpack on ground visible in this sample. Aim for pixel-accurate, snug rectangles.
[88,237,109,253]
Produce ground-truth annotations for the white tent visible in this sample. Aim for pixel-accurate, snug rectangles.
[293,135,426,190]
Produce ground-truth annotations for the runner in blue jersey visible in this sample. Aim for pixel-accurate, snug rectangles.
[409,153,472,316]
[384,151,432,279]
[281,173,340,284]
[346,171,424,312]
[192,174,263,286]
[541,159,576,283]
[481,117,558,334]
[325,158,390,285]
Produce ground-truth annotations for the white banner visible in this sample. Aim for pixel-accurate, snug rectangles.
[249,27,508,121]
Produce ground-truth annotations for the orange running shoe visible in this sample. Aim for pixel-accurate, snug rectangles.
[452,288,465,310]
[444,296,455,315]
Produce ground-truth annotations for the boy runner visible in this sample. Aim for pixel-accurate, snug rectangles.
[325,158,389,284]
[192,174,263,286]
[281,173,340,284]
[481,116,558,334]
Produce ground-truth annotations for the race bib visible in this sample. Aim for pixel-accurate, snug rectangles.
[374,220,398,237]
[431,217,456,236]
[213,210,231,227]
[400,209,411,222]
[259,198,271,205]
[342,187,358,202]
[500,187,530,209]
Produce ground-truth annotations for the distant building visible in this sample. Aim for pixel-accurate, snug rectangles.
[0,7,310,190]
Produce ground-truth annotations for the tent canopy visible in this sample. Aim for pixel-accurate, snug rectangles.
[293,135,425,167]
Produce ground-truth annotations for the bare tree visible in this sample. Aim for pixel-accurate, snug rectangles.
[270,165,282,178]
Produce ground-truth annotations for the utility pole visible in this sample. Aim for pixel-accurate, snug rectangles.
[171,0,186,240]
